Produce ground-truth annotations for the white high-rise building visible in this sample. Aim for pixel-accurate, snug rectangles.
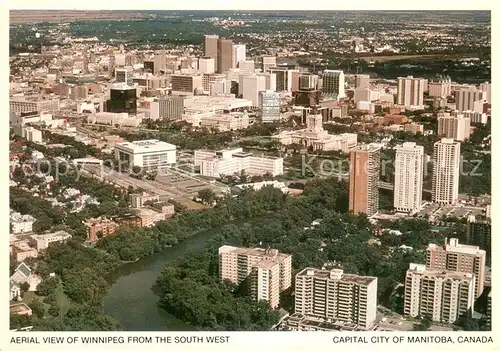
[404,263,475,324]
[322,70,345,99]
[396,76,426,109]
[198,57,215,74]
[432,138,460,205]
[479,82,491,104]
[259,90,280,123]
[354,74,370,89]
[437,113,471,141]
[455,88,484,112]
[295,268,378,329]
[241,74,267,107]
[238,60,255,73]
[394,142,424,213]
[261,56,277,73]
[232,44,247,68]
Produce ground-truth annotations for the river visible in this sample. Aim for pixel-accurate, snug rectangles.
[103,227,219,331]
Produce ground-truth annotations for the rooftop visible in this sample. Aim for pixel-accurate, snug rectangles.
[297,267,377,286]
[115,139,176,152]
[219,245,291,261]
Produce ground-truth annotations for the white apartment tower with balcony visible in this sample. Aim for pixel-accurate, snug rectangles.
[404,263,475,324]
[295,268,377,329]
[396,76,426,109]
[432,138,460,205]
[394,142,424,213]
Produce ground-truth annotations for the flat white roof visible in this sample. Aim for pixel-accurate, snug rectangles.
[115,139,176,153]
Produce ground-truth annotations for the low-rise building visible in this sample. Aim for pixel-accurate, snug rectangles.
[114,139,177,170]
[195,147,283,178]
[10,211,36,234]
[30,230,72,251]
[85,216,119,242]
[273,113,357,152]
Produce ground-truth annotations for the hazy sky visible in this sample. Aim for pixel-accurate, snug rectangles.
[5,0,493,10]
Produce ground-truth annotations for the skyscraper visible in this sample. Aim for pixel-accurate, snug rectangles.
[268,67,298,92]
[349,144,381,216]
[455,88,484,112]
[322,70,345,99]
[217,38,234,74]
[158,95,184,121]
[404,263,475,323]
[426,238,486,299]
[232,44,246,68]
[106,83,137,114]
[218,246,292,309]
[295,268,378,329]
[298,74,319,90]
[241,74,267,107]
[396,76,426,109]
[261,56,277,73]
[432,138,460,205]
[259,90,280,123]
[354,74,370,89]
[394,142,424,213]
[204,35,219,71]
[437,113,471,141]
[466,216,491,266]
[198,57,215,74]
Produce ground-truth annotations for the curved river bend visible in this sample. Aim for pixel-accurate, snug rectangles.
[103,227,219,331]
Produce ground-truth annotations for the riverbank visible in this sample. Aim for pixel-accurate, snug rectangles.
[103,222,236,330]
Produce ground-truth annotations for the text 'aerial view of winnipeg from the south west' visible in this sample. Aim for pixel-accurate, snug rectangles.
[8,9,492,337]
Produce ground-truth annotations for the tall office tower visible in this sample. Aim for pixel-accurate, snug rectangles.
[268,67,298,92]
[114,54,126,66]
[204,34,219,71]
[295,268,378,329]
[241,74,267,107]
[479,82,491,104]
[349,144,381,216]
[354,74,370,89]
[154,50,167,74]
[437,113,471,141]
[198,57,215,74]
[210,79,231,96]
[259,90,280,123]
[404,263,475,324]
[396,76,426,108]
[353,88,371,104]
[217,38,234,74]
[106,83,137,114]
[431,138,460,205]
[158,95,184,121]
[218,246,292,309]
[298,74,319,90]
[466,216,491,266]
[427,238,486,299]
[171,74,203,95]
[455,88,484,112]
[261,56,277,73]
[70,85,88,100]
[393,142,424,213]
[322,70,345,99]
[260,72,276,92]
[232,44,246,68]
[115,66,133,85]
[239,60,255,73]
